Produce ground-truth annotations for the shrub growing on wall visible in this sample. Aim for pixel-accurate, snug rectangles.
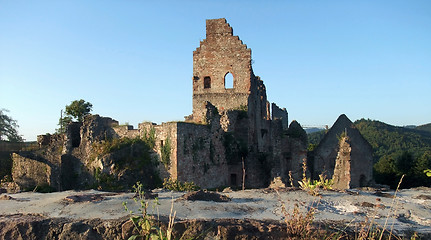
[161,136,171,169]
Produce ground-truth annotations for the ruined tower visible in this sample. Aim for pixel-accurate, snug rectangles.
[191,18,262,121]
[191,18,275,154]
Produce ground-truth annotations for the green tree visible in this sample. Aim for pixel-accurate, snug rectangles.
[374,154,398,188]
[413,151,431,176]
[65,99,93,122]
[395,151,414,175]
[0,109,23,142]
[56,114,72,134]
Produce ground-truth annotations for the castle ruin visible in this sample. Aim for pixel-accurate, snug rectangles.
[10,19,373,191]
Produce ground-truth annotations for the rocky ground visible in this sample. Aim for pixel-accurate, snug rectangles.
[0,187,430,239]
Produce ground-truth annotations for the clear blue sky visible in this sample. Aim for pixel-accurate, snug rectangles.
[1,1,430,141]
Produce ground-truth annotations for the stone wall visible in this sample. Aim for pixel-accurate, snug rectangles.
[312,114,373,188]
[192,18,253,123]
[12,153,54,190]
[0,141,38,181]
[270,120,308,187]
[332,137,352,190]
[272,103,288,130]
[10,19,371,191]
[176,122,228,188]
[113,125,140,139]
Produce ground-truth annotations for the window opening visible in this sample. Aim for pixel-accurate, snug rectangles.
[224,72,234,89]
[204,76,211,89]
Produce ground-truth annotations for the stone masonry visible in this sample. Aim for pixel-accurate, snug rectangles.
[11,19,373,191]
[312,114,374,188]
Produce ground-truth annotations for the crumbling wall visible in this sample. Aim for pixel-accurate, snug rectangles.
[332,137,352,190]
[113,125,140,139]
[13,133,64,190]
[192,18,253,123]
[138,121,177,181]
[12,153,53,190]
[177,122,228,188]
[272,103,288,130]
[313,114,373,188]
[12,18,371,192]
[271,120,308,186]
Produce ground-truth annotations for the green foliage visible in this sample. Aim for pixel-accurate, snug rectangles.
[307,143,317,152]
[234,105,248,119]
[0,109,23,142]
[336,130,348,142]
[56,99,92,133]
[298,174,333,196]
[90,137,161,190]
[307,130,326,147]
[355,119,431,162]
[286,121,307,144]
[355,119,431,188]
[162,177,200,192]
[93,167,119,190]
[161,136,171,169]
[298,159,333,195]
[223,132,248,164]
[93,137,155,169]
[416,123,431,134]
[123,182,176,240]
[142,127,156,149]
[65,99,93,122]
[56,115,72,134]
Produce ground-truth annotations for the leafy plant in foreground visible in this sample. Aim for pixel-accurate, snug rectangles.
[123,182,176,240]
[298,158,333,195]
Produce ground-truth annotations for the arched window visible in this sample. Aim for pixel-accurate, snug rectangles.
[224,72,234,89]
[204,76,211,89]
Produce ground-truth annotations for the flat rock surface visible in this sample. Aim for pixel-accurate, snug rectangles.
[0,187,430,235]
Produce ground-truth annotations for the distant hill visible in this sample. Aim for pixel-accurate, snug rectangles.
[304,127,325,134]
[354,119,431,162]
[308,120,431,161]
[416,123,431,134]
[308,119,431,188]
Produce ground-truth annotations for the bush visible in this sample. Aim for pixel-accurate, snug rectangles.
[162,177,199,192]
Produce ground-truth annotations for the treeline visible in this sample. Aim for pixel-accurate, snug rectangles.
[308,119,431,188]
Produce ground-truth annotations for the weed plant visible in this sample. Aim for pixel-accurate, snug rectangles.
[285,160,416,239]
[162,177,199,192]
[298,158,333,196]
[123,182,176,240]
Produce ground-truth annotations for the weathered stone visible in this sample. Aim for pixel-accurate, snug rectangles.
[312,114,373,188]
[11,153,53,190]
[332,137,352,190]
[11,19,373,192]
[0,214,299,240]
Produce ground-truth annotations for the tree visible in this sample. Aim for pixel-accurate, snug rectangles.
[56,113,72,134]
[65,99,93,122]
[0,109,23,142]
[56,100,93,134]
[395,151,414,175]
